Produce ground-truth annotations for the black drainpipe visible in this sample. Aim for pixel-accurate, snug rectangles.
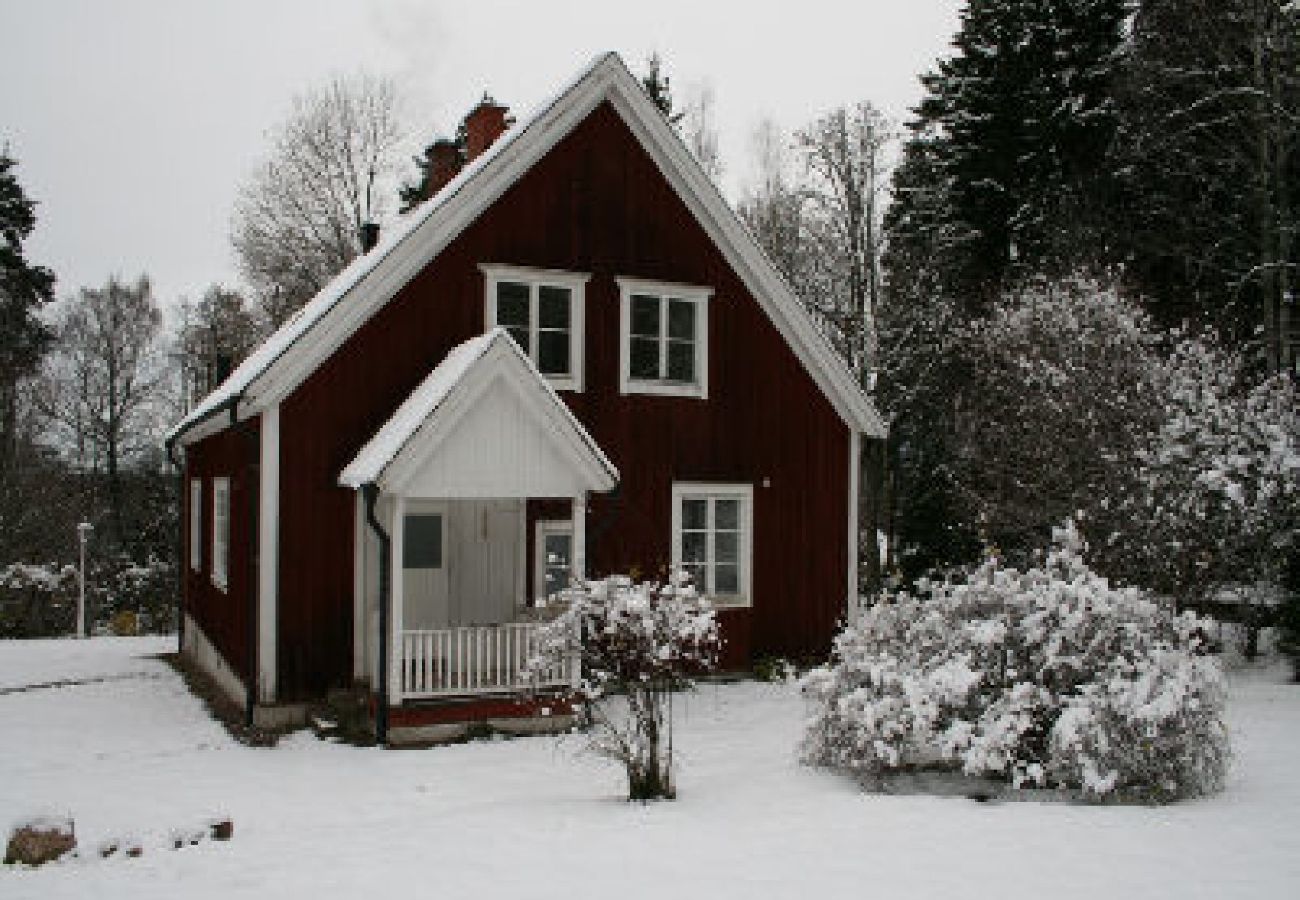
[362,483,391,745]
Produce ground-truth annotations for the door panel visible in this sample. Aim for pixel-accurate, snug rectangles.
[402,506,448,629]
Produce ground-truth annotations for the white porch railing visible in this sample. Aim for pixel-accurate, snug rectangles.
[398,622,573,700]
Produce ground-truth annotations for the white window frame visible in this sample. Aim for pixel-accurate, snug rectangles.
[212,477,230,591]
[670,482,753,608]
[617,277,712,399]
[480,264,590,392]
[189,478,203,572]
[534,519,574,605]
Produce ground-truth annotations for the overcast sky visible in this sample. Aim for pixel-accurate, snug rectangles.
[1,0,961,311]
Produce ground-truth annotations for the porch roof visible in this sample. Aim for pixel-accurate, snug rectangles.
[338,328,618,497]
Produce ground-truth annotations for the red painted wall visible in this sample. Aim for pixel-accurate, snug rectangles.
[267,100,849,699]
[183,418,258,684]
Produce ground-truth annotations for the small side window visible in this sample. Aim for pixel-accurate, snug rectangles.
[189,479,202,572]
[212,477,230,591]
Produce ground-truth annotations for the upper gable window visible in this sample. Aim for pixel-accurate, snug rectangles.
[480,264,590,392]
[616,277,712,399]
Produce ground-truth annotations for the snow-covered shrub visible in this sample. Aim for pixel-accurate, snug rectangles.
[1103,336,1299,606]
[0,562,77,637]
[801,523,1230,802]
[528,574,720,800]
[97,555,176,634]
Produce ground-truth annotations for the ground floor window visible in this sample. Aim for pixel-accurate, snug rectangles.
[670,482,753,606]
[212,477,230,591]
[535,520,573,604]
[189,478,202,572]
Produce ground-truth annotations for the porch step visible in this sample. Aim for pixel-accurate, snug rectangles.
[308,687,376,746]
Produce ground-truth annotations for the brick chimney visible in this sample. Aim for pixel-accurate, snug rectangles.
[426,139,462,195]
[464,95,510,162]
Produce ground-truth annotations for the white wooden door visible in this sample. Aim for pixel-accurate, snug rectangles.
[449,499,522,626]
[401,502,449,629]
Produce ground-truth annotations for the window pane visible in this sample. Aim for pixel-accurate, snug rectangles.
[682,498,707,530]
[631,295,660,337]
[506,327,530,355]
[667,299,695,340]
[544,569,568,597]
[544,533,571,568]
[681,563,707,591]
[403,514,443,569]
[715,498,739,530]
[715,531,738,564]
[630,337,660,380]
[714,563,739,594]
[682,530,707,563]
[496,282,530,329]
[538,330,570,375]
[538,286,570,328]
[666,340,695,382]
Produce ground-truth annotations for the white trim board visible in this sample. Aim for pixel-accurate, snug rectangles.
[167,52,885,448]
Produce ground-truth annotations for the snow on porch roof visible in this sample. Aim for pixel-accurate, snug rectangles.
[338,328,619,493]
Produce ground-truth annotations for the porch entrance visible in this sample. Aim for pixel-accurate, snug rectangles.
[401,499,522,629]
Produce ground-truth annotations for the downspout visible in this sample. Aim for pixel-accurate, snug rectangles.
[362,483,391,745]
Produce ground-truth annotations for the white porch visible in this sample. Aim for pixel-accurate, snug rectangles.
[339,329,618,706]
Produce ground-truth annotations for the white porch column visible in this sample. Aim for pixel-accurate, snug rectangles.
[390,495,405,705]
[571,492,587,582]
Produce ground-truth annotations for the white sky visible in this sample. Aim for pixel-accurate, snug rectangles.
[1,0,960,310]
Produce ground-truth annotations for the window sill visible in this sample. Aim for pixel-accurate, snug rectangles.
[621,380,706,399]
[702,594,749,609]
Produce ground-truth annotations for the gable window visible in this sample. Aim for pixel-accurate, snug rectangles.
[212,477,230,591]
[481,264,589,392]
[189,479,203,572]
[535,520,573,605]
[617,277,711,399]
[670,482,752,606]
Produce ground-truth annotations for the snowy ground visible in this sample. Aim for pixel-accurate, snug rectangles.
[2,638,1297,898]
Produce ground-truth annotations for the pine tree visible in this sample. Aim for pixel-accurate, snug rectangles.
[641,53,683,125]
[1107,0,1299,363]
[887,0,1127,315]
[0,152,56,475]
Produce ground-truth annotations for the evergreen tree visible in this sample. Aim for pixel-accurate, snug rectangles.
[641,53,683,125]
[1107,0,1299,362]
[0,152,56,473]
[887,0,1127,316]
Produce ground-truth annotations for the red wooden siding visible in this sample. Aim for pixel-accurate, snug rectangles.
[275,100,849,699]
[184,419,258,683]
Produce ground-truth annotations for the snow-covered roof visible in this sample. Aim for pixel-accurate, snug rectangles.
[168,51,886,447]
[338,328,618,493]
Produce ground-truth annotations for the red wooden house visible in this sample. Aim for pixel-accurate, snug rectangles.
[166,53,886,744]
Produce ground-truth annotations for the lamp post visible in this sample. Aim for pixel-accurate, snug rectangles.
[77,522,93,638]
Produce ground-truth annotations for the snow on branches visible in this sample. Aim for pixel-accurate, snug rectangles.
[527,574,720,800]
[801,523,1230,802]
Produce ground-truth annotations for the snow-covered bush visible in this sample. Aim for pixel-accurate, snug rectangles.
[528,574,720,800]
[801,523,1230,802]
[1103,335,1299,607]
[0,562,77,637]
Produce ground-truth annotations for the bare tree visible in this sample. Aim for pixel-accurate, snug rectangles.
[38,276,166,544]
[232,73,406,326]
[680,82,724,185]
[739,118,810,290]
[172,284,262,408]
[796,102,896,379]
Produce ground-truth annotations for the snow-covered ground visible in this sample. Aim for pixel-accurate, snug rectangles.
[2,637,1297,898]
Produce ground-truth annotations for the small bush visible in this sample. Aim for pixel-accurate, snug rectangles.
[528,573,720,801]
[801,522,1230,802]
